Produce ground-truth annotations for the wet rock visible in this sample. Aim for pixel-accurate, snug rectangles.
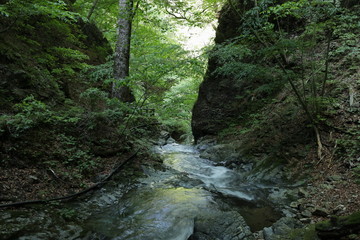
[263,217,303,240]
[158,139,167,146]
[267,188,290,206]
[263,227,274,240]
[291,179,307,187]
[158,131,171,145]
[253,230,264,239]
[167,137,176,144]
[97,194,117,206]
[290,201,299,209]
[195,137,217,152]
[199,144,233,162]
[238,163,253,172]
[192,210,254,240]
[273,217,303,234]
[298,188,309,198]
[245,165,284,185]
[301,209,312,218]
[282,208,297,218]
[224,159,239,169]
[160,130,170,139]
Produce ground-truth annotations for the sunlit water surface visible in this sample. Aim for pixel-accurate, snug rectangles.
[0,143,281,239]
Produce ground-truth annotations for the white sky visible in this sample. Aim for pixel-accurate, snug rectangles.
[176,23,216,51]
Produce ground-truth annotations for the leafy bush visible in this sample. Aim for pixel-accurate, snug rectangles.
[79,88,109,111]
[0,96,51,137]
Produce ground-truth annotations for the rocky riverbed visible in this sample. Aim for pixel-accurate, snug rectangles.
[1,136,359,240]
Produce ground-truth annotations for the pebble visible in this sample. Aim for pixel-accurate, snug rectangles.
[333,204,346,214]
[301,210,312,218]
[282,209,296,218]
[319,183,334,190]
[327,175,342,182]
[298,188,309,197]
[290,201,299,208]
[29,175,40,184]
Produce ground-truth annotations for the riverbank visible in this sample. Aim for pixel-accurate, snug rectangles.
[0,149,163,208]
[1,137,359,239]
[197,137,360,239]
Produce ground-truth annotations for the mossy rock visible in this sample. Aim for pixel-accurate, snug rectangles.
[278,225,319,240]
[315,212,360,239]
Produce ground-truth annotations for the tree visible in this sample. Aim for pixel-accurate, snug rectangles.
[87,0,100,20]
[113,0,136,102]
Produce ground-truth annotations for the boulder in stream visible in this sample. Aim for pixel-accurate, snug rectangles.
[190,210,254,240]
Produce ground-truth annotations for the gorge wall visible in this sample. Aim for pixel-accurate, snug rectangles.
[192,0,251,141]
[191,0,287,142]
[191,0,359,143]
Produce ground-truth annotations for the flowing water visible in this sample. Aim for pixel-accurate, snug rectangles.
[0,143,282,239]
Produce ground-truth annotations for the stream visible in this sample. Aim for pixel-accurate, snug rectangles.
[0,143,283,240]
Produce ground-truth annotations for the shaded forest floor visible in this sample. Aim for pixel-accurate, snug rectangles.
[0,152,162,206]
[298,157,360,222]
[218,75,360,226]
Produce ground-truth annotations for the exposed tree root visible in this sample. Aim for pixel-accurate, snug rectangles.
[0,151,138,209]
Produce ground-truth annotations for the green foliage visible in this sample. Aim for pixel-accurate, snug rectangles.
[79,88,109,111]
[223,0,357,125]
[0,96,51,137]
[330,9,360,70]
[50,46,90,63]
[158,76,203,141]
[58,208,78,220]
[72,0,211,142]
[211,41,252,66]
[336,127,360,171]
[153,0,224,26]
[54,133,98,173]
[0,0,78,22]
[0,1,106,109]
[87,58,114,84]
[0,90,156,175]
[219,111,266,139]
[267,0,308,18]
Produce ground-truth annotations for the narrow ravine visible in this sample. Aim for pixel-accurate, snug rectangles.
[0,143,282,239]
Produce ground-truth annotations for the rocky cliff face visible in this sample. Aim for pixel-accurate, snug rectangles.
[191,0,354,141]
[191,0,255,141]
[0,15,111,111]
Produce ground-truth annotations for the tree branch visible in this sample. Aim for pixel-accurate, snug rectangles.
[87,0,100,20]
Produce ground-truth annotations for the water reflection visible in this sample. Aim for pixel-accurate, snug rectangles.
[86,188,212,240]
[1,143,281,239]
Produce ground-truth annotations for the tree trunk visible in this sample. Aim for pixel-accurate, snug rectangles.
[113,0,135,102]
[87,0,100,20]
